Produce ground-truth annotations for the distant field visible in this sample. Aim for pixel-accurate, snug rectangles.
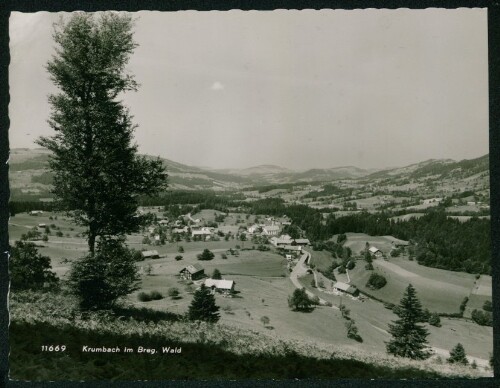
[349,255,477,314]
[446,205,482,213]
[390,213,425,222]
[342,233,407,256]
[447,215,490,223]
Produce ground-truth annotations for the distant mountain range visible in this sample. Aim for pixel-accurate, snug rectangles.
[9,148,489,193]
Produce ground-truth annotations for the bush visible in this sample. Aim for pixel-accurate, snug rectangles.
[150,290,163,300]
[9,241,59,291]
[178,246,184,253]
[137,292,151,302]
[221,253,228,260]
[56,231,64,237]
[365,262,374,270]
[175,255,183,261]
[68,239,140,310]
[483,300,492,312]
[167,288,180,299]
[471,309,492,326]
[366,273,387,290]
[346,260,355,270]
[428,312,441,327]
[197,248,215,261]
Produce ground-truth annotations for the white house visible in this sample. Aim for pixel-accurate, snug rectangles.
[204,278,235,294]
[333,282,359,296]
[270,236,293,247]
[29,210,44,215]
[247,224,261,234]
[369,246,383,257]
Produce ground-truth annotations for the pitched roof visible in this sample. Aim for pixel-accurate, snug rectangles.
[294,239,310,244]
[142,250,159,257]
[369,246,380,253]
[334,282,357,293]
[204,278,235,290]
[181,263,204,274]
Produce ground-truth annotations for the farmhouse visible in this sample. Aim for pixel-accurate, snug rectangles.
[293,238,310,246]
[270,236,293,247]
[333,282,359,296]
[192,230,212,239]
[29,210,44,215]
[262,225,280,236]
[422,197,442,205]
[172,226,188,234]
[38,223,46,228]
[247,224,260,234]
[158,219,169,226]
[281,245,302,253]
[369,246,383,257]
[180,264,205,280]
[204,278,235,294]
[141,250,159,259]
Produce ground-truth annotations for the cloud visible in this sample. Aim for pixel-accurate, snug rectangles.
[211,81,225,91]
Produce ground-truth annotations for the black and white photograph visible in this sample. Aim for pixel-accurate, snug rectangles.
[5,7,493,381]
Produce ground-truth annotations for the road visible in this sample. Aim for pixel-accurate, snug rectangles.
[289,249,337,309]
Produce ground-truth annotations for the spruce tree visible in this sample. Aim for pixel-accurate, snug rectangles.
[386,284,431,360]
[188,284,220,323]
[447,343,468,365]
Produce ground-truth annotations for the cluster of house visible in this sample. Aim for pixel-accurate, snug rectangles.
[179,264,235,295]
[269,234,310,253]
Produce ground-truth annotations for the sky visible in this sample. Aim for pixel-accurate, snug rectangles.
[9,9,488,171]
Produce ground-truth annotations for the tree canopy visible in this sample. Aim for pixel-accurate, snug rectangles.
[37,13,167,254]
[188,285,220,323]
[9,241,59,291]
[386,284,431,360]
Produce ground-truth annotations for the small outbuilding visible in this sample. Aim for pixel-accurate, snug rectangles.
[180,264,205,280]
[141,250,160,259]
[333,282,359,296]
[369,246,383,257]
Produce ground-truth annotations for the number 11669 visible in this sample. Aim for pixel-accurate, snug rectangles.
[41,345,66,352]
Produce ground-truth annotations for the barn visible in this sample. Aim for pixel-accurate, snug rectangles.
[204,278,235,294]
[369,246,383,257]
[180,264,205,280]
[333,282,359,296]
[141,250,159,259]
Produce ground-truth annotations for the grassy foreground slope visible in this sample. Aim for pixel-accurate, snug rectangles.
[9,292,485,381]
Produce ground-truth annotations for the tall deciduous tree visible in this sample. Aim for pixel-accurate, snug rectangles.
[386,284,431,360]
[37,13,167,255]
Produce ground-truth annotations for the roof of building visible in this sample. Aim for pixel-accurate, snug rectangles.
[204,278,235,290]
[294,239,310,244]
[369,246,381,253]
[181,263,204,274]
[192,230,212,235]
[334,282,357,293]
[263,225,280,231]
[142,250,159,257]
[282,245,302,251]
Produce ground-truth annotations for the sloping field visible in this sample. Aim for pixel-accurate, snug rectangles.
[349,256,477,314]
[343,233,407,256]
[464,275,492,318]
[309,250,334,271]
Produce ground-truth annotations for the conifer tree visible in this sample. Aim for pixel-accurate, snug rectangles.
[386,284,431,360]
[188,284,220,323]
[447,343,468,365]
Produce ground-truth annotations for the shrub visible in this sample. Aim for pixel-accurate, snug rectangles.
[337,265,346,274]
[221,253,228,260]
[178,246,184,253]
[68,239,140,310]
[471,309,492,326]
[365,262,374,270]
[428,312,441,327]
[346,260,355,270]
[56,231,64,237]
[483,300,492,312]
[345,320,362,342]
[150,290,163,300]
[167,288,180,299]
[175,255,183,261]
[260,316,270,326]
[9,241,59,291]
[137,292,151,302]
[366,273,387,289]
[197,248,215,261]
